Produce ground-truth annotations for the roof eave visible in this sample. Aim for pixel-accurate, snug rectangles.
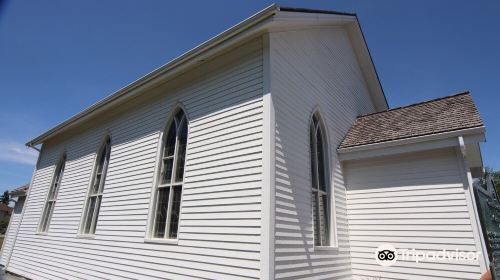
[338,126,486,156]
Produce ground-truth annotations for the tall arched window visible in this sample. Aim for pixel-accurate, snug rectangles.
[152,109,188,239]
[81,137,111,235]
[39,154,66,232]
[310,112,331,246]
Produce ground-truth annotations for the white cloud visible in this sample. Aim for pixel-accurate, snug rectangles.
[0,140,38,165]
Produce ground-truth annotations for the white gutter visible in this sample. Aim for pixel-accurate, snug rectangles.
[26,4,279,147]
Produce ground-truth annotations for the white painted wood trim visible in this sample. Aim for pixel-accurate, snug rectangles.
[309,107,339,249]
[339,127,485,161]
[260,33,275,280]
[456,136,489,272]
[77,133,111,235]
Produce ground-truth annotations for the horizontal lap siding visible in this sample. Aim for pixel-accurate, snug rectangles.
[0,200,24,266]
[270,28,376,279]
[345,148,482,280]
[6,38,263,280]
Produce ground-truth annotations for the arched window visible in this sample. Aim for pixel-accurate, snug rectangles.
[152,109,188,239]
[81,137,111,235]
[39,154,66,232]
[310,112,331,246]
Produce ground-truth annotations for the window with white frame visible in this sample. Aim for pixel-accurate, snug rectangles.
[39,154,66,232]
[310,113,332,246]
[152,109,188,239]
[81,137,111,235]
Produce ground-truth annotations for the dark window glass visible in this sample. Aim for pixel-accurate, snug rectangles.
[316,129,326,192]
[162,158,174,184]
[154,187,170,238]
[319,194,329,245]
[310,113,331,246]
[153,109,188,239]
[40,155,65,232]
[164,122,177,157]
[82,138,111,235]
[168,186,183,238]
[84,196,96,233]
[175,119,188,182]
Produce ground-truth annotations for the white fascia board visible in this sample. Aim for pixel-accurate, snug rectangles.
[338,126,486,161]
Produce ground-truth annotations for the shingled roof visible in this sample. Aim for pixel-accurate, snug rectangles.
[339,92,484,149]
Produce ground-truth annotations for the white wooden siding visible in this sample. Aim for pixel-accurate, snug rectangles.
[345,148,483,280]
[0,196,25,266]
[6,37,264,280]
[270,27,377,279]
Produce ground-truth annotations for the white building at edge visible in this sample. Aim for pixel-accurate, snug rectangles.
[0,5,490,280]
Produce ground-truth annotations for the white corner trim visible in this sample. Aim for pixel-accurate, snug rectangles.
[261,33,275,280]
[456,136,489,272]
[338,127,485,161]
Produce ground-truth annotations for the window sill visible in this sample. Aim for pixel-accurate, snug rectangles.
[314,245,339,252]
[76,234,95,239]
[144,238,179,245]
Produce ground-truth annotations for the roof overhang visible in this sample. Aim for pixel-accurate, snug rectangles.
[26,4,387,147]
[338,126,486,163]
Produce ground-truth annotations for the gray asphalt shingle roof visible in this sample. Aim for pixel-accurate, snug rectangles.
[339,92,484,149]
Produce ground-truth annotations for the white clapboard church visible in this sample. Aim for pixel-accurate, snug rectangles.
[1,5,489,280]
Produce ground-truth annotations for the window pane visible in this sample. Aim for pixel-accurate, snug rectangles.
[319,194,329,246]
[164,121,177,157]
[175,110,185,124]
[154,188,170,238]
[91,196,102,234]
[55,161,65,185]
[161,158,174,184]
[310,123,318,190]
[312,114,319,126]
[91,174,101,194]
[49,182,58,200]
[41,201,55,232]
[41,157,65,232]
[316,128,327,192]
[168,186,182,239]
[96,148,106,174]
[312,192,320,246]
[84,197,96,234]
[175,119,188,182]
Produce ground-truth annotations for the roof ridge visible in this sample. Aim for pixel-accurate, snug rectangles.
[358,91,471,118]
[278,6,357,17]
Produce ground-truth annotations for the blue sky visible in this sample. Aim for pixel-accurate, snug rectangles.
[0,0,499,193]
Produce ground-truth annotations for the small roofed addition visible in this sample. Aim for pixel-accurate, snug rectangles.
[339,92,484,149]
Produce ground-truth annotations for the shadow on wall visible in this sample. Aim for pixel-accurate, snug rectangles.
[274,122,314,273]
[20,36,263,249]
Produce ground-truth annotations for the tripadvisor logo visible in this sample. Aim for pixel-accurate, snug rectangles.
[375,244,397,267]
[375,244,481,267]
